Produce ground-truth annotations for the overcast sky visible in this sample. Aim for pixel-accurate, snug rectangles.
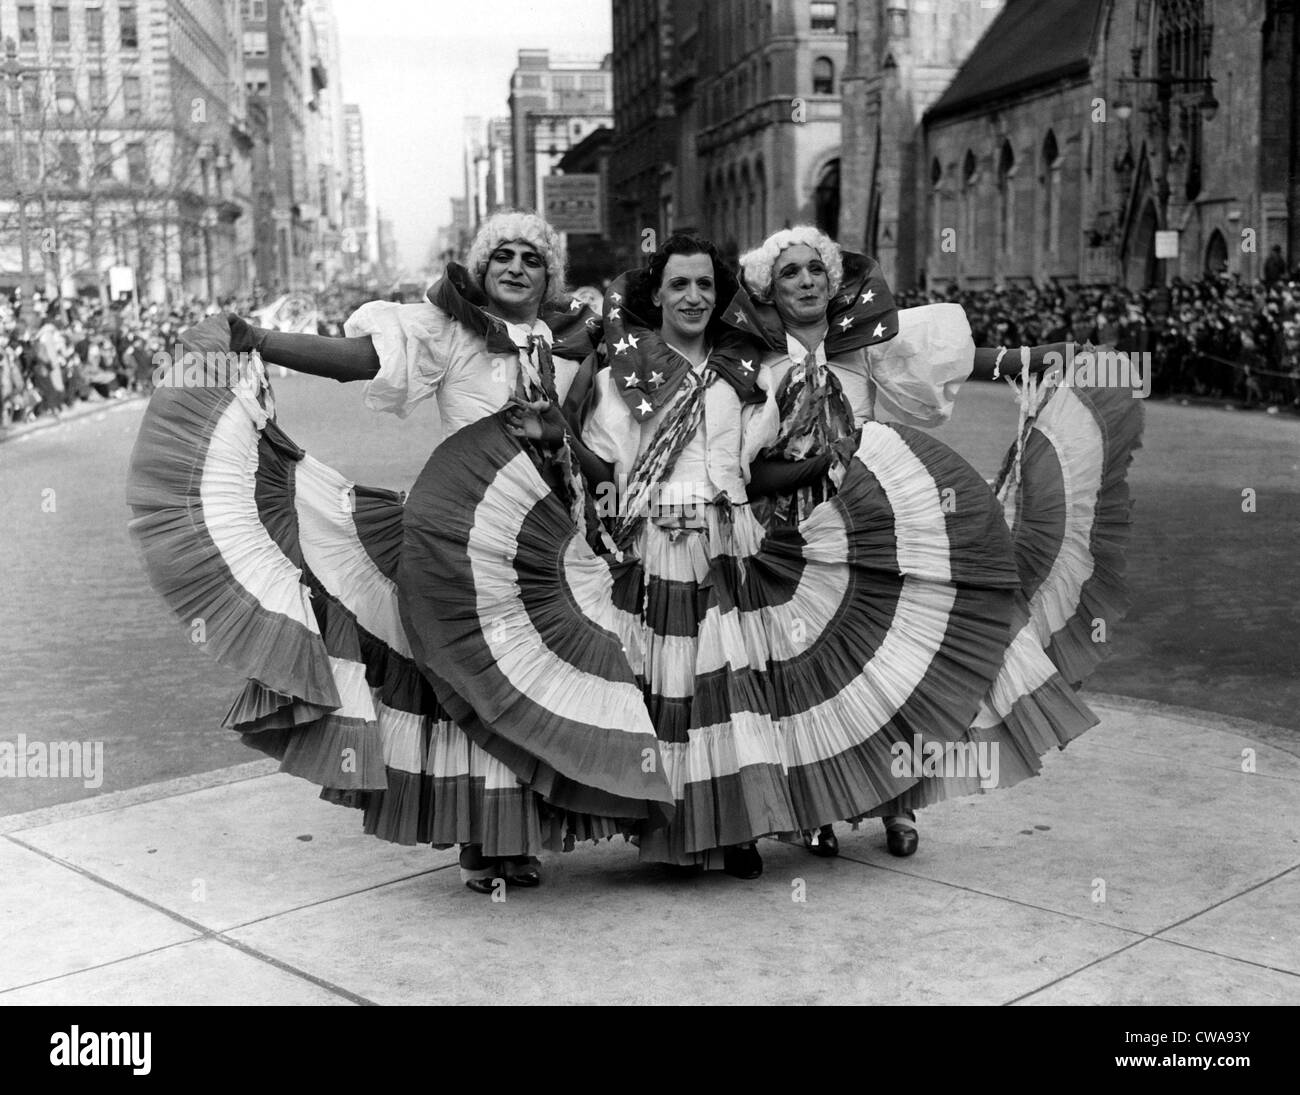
[331,0,613,274]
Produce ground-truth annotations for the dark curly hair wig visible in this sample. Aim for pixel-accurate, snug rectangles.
[626,233,739,343]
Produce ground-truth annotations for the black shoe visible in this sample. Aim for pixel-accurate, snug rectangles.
[723,843,763,879]
[884,813,918,857]
[459,843,501,894]
[503,856,541,887]
[807,824,839,858]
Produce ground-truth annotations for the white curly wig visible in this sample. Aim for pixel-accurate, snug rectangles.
[739,225,844,302]
[465,210,568,305]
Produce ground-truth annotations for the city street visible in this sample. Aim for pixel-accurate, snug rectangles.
[3,376,1297,816]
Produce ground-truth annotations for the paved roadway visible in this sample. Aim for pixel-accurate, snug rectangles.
[2,374,1297,814]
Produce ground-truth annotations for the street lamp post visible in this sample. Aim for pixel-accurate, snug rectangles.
[2,37,35,323]
[2,37,78,322]
[1113,57,1218,288]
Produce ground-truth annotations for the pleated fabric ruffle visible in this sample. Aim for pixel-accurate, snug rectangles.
[126,318,577,858]
[397,411,677,832]
[864,380,1143,812]
[443,415,1026,861]
[996,380,1144,686]
[751,421,1022,833]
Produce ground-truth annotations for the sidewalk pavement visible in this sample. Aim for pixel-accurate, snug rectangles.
[0,392,144,444]
[1,696,1296,1006]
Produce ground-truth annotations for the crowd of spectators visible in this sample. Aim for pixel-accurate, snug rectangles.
[900,261,1300,408]
[7,262,1300,429]
[0,294,260,429]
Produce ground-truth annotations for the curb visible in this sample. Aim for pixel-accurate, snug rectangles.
[1082,690,1300,759]
[4,695,1293,835]
[0,759,279,835]
[0,392,145,444]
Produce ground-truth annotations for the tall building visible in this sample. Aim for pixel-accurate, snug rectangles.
[507,49,613,213]
[918,0,1297,289]
[374,206,397,283]
[839,0,1004,288]
[303,0,345,289]
[611,0,871,265]
[242,0,310,291]
[0,0,257,303]
[485,116,512,218]
[610,0,674,269]
[342,102,369,274]
[464,115,515,233]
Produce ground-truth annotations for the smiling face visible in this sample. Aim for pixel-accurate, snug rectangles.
[483,239,548,321]
[771,243,831,328]
[652,252,717,345]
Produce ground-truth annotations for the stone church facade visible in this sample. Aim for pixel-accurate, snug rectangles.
[914,0,1300,289]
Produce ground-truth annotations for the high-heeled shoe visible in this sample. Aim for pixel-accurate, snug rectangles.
[806,824,839,858]
[723,842,763,879]
[884,812,918,857]
[459,843,500,894]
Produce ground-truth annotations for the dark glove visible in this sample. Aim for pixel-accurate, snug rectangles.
[503,397,568,447]
[226,313,269,355]
[748,452,832,497]
[828,428,862,470]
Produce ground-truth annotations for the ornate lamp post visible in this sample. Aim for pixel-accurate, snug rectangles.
[2,37,76,321]
[1113,45,1218,287]
[2,36,37,322]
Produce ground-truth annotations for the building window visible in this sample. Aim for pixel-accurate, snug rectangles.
[1042,130,1060,253]
[810,1,838,32]
[127,141,147,184]
[87,7,104,46]
[52,4,71,43]
[813,57,834,94]
[58,141,80,186]
[120,3,139,49]
[243,30,268,57]
[962,149,979,258]
[89,72,107,109]
[93,141,115,181]
[930,157,944,256]
[0,144,12,185]
[241,0,267,19]
[18,5,37,44]
[998,140,1015,255]
[25,142,42,182]
[124,75,142,117]
[55,70,76,112]
[21,78,39,116]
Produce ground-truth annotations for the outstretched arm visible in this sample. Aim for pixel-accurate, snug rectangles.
[970,343,1072,381]
[747,452,832,497]
[227,315,380,383]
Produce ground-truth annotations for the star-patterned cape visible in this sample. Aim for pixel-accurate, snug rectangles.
[601,272,767,424]
[721,251,899,356]
[427,263,603,361]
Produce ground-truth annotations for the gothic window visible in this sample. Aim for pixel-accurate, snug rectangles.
[962,149,978,255]
[998,140,1015,255]
[1042,130,1060,253]
[814,158,841,240]
[930,157,943,255]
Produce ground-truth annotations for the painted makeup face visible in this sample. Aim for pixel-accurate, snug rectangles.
[771,243,831,327]
[484,239,547,318]
[653,252,717,345]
